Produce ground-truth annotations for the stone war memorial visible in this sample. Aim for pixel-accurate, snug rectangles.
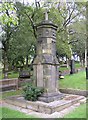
[33,10,63,102]
[4,10,86,116]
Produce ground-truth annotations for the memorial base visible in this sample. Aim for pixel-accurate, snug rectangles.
[38,92,64,103]
[5,94,85,114]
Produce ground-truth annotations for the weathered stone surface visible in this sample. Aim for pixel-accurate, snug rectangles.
[38,93,64,103]
[55,102,72,112]
[32,12,65,103]
[5,94,86,114]
[59,88,88,97]
[27,102,38,111]
[33,16,59,101]
[38,105,52,114]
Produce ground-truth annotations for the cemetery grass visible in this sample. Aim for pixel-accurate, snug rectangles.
[0,71,19,80]
[59,62,83,72]
[7,72,19,78]
[0,89,23,99]
[59,66,70,72]
[64,103,86,118]
[59,71,87,90]
[0,107,35,118]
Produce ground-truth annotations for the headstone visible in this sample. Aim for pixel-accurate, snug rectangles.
[70,59,75,74]
[86,67,88,79]
[33,11,64,102]
[19,70,30,78]
[86,57,88,79]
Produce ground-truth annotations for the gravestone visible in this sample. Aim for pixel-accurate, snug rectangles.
[86,57,88,79]
[33,11,63,102]
[70,59,75,74]
[19,70,30,78]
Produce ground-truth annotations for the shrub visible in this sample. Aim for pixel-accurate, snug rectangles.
[23,84,44,101]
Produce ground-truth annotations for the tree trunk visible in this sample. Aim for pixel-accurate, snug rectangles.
[80,55,84,67]
[81,59,84,67]
[66,57,69,68]
[3,52,8,79]
[85,42,87,68]
[26,55,28,67]
[86,1,88,79]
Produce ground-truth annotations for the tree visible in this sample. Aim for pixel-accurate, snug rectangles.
[8,2,43,68]
[1,0,86,77]
[0,1,18,78]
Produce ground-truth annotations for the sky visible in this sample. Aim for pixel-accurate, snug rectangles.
[18,0,88,3]
[17,0,35,4]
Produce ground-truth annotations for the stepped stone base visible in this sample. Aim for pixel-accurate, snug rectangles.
[38,92,64,103]
[4,94,85,114]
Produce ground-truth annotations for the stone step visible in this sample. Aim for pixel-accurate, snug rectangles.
[4,94,86,114]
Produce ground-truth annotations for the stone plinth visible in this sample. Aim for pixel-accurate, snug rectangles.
[38,92,64,103]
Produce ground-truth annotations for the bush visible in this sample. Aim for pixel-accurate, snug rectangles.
[23,84,44,101]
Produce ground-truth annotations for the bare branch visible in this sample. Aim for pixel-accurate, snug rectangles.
[24,11,37,39]
[63,3,75,27]
[57,3,66,19]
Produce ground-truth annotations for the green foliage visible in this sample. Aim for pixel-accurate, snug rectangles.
[0,1,86,72]
[7,3,37,68]
[23,84,44,101]
[0,2,18,26]
[69,19,86,58]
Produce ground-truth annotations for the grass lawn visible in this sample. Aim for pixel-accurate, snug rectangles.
[75,62,82,68]
[64,103,86,118]
[0,71,19,80]
[0,107,35,118]
[59,66,70,72]
[59,71,87,90]
[59,62,83,72]
[7,72,19,79]
[0,89,23,100]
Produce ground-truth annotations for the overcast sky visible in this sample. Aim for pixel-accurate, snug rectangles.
[17,0,35,4]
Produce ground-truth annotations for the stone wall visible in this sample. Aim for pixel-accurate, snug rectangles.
[0,78,32,92]
[59,88,88,97]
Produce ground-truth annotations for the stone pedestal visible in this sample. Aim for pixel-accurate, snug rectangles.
[38,92,64,103]
[33,20,64,102]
